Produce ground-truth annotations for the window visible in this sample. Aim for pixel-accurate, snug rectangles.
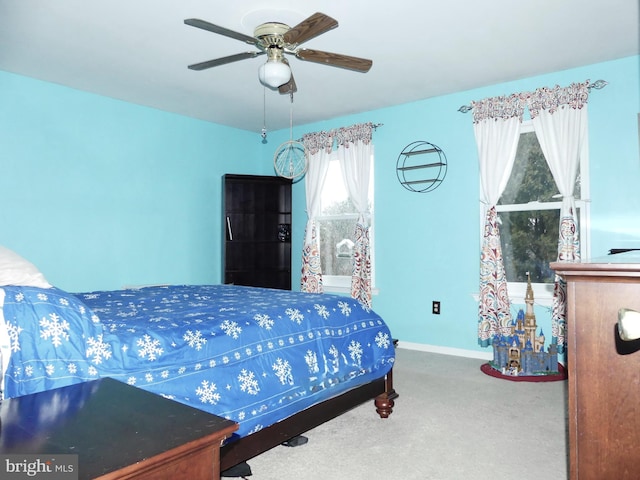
[495,121,589,304]
[317,153,375,292]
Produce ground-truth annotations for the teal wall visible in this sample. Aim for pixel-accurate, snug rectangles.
[0,71,271,291]
[2,55,638,355]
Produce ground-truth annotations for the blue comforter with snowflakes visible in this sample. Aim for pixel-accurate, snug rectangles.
[0,284,394,439]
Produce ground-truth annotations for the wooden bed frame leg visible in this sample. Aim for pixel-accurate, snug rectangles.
[374,368,398,418]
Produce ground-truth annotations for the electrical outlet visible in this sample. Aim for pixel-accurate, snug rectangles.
[432,301,441,315]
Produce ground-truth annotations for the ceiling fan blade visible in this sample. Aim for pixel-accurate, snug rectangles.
[295,48,373,72]
[184,18,257,45]
[279,59,298,94]
[283,12,338,46]
[188,51,264,70]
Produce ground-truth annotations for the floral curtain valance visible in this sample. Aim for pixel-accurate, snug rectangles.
[470,80,592,124]
[334,122,373,148]
[471,93,527,124]
[303,122,374,152]
[527,81,590,119]
[302,130,333,156]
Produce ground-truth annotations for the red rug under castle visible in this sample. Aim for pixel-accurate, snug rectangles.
[480,362,567,382]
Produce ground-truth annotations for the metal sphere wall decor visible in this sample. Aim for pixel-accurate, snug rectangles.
[396,141,447,193]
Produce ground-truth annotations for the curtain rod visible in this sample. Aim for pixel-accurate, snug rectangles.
[457,79,608,113]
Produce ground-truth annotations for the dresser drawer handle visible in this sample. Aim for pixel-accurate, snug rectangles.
[618,308,640,341]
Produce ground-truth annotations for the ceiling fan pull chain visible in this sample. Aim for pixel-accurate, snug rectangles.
[289,91,294,141]
[261,86,268,142]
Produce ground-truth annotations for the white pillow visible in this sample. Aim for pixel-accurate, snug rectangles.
[0,245,52,288]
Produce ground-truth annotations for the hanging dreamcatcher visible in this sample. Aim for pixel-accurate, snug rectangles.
[274,92,307,180]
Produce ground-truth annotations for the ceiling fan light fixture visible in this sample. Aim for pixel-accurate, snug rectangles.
[259,59,291,89]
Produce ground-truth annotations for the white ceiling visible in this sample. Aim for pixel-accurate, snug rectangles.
[0,0,638,133]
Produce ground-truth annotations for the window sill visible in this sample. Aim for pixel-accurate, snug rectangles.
[472,283,554,307]
[323,284,380,296]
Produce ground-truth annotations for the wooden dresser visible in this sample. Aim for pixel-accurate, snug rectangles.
[0,377,238,479]
[551,252,640,480]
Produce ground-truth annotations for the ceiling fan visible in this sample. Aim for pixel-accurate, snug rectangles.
[184,12,373,94]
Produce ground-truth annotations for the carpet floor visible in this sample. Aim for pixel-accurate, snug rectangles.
[237,347,568,479]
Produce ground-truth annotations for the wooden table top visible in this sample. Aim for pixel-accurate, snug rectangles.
[0,377,238,479]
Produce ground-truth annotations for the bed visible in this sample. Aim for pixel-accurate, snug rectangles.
[0,248,397,471]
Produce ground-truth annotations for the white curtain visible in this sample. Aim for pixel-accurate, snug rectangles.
[473,94,526,346]
[335,123,374,308]
[300,131,333,293]
[527,81,590,353]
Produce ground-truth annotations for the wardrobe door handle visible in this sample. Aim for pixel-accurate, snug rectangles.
[226,216,233,241]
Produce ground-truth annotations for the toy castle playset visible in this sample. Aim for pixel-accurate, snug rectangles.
[487,274,561,377]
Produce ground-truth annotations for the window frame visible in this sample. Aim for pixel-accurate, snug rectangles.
[317,152,376,294]
[492,121,590,305]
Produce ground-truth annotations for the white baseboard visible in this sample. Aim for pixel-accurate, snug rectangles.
[398,341,493,361]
